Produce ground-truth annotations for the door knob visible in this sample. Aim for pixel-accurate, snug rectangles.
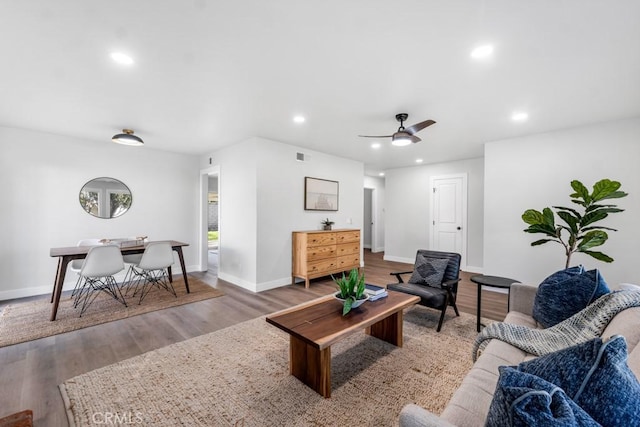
[457,226,461,230]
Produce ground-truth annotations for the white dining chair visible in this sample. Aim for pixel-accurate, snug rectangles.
[119,237,145,285]
[73,245,126,316]
[68,238,102,298]
[127,242,176,304]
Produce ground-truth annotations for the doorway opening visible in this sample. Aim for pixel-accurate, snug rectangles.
[207,174,219,274]
[199,165,220,274]
[363,188,374,250]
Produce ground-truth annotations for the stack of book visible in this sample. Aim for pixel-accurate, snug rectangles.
[364,284,388,301]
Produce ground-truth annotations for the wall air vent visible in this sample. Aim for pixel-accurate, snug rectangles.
[296,152,305,162]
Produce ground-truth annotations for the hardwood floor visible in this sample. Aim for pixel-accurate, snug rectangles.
[0,250,507,425]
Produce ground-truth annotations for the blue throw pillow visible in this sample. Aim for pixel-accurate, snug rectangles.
[540,265,585,285]
[486,367,599,427]
[516,336,640,427]
[533,267,610,328]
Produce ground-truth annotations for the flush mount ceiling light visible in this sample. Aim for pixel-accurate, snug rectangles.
[378,172,385,177]
[293,115,305,123]
[511,111,529,122]
[371,143,381,149]
[112,129,144,146]
[110,52,134,65]
[471,44,494,59]
[416,158,424,163]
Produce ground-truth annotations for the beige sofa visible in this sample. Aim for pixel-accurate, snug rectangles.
[399,283,640,427]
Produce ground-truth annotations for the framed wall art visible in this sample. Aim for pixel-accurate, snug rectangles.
[304,177,338,211]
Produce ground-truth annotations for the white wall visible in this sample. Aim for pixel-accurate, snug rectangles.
[384,158,484,270]
[364,176,385,252]
[202,137,364,292]
[202,141,258,288]
[0,126,201,300]
[484,117,640,286]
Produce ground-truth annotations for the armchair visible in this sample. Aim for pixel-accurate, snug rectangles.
[387,250,461,332]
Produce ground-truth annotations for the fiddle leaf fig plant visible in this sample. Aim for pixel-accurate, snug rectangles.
[333,268,366,315]
[522,179,627,268]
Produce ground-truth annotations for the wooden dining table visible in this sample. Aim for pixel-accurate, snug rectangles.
[49,240,190,321]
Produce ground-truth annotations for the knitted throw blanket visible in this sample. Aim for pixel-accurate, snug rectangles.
[473,290,640,362]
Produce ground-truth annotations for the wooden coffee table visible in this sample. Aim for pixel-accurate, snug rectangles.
[266,290,420,398]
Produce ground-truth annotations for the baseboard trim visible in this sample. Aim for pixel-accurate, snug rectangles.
[217,272,257,293]
[383,255,414,264]
[217,273,293,293]
[463,265,484,274]
[0,265,200,302]
[256,277,291,292]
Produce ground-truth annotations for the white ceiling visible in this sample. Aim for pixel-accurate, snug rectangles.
[2,1,639,175]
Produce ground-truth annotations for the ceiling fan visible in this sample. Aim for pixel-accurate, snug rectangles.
[359,113,436,146]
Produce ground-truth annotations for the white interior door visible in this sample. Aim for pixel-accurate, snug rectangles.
[430,174,467,265]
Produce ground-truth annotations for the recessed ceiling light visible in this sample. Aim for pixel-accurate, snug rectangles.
[371,143,381,149]
[416,158,423,163]
[470,44,494,59]
[379,172,385,177]
[511,111,529,122]
[110,52,134,65]
[293,115,305,124]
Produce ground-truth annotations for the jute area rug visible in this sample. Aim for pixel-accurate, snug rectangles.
[60,307,481,427]
[0,277,223,348]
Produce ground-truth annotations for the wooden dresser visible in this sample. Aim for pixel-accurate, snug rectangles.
[292,229,361,288]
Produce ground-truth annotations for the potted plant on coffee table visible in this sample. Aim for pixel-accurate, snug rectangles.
[333,268,367,315]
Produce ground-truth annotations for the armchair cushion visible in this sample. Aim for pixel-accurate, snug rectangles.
[386,282,447,308]
[408,255,449,288]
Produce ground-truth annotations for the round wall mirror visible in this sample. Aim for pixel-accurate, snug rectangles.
[79,177,132,219]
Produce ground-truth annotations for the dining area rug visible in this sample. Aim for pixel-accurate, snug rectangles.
[0,277,223,348]
[60,308,480,426]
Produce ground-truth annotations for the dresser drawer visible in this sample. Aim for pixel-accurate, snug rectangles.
[306,233,336,247]
[337,255,360,269]
[335,230,360,244]
[336,243,359,257]
[307,245,336,261]
[308,259,337,274]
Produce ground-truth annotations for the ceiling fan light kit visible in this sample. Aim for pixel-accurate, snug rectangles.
[112,129,144,146]
[359,113,435,147]
[391,135,412,146]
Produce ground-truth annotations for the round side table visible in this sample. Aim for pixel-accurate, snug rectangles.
[470,275,520,332]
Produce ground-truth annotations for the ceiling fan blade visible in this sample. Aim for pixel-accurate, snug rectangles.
[409,134,421,143]
[358,134,393,138]
[405,119,436,135]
